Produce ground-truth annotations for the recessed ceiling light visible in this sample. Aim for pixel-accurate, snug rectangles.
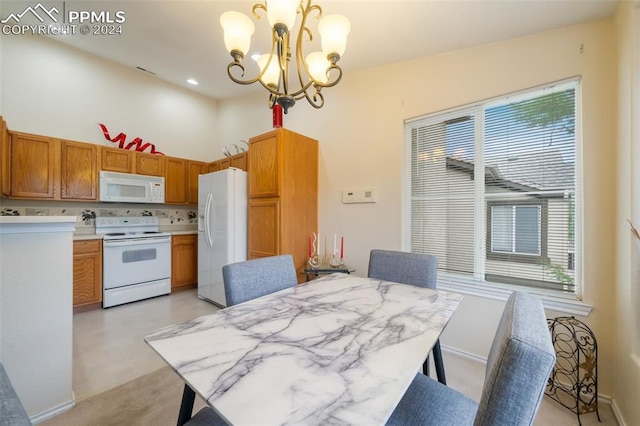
[187,79,199,85]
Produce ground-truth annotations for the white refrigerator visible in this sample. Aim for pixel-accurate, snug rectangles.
[197,168,247,307]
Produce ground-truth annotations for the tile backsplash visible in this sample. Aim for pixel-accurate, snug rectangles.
[0,200,197,231]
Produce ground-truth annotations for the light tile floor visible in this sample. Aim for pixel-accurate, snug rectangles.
[72,289,218,400]
[71,289,617,425]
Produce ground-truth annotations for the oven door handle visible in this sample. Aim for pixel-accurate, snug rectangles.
[104,237,171,247]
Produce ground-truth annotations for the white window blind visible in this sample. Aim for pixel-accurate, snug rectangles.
[405,80,579,294]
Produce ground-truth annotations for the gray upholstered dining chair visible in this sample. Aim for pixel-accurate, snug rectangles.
[367,249,446,384]
[222,254,298,306]
[184,254,298,426]
[385,291,556,426]
[1,362,32,426]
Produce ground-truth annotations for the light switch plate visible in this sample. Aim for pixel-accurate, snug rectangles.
[342,188,376,203]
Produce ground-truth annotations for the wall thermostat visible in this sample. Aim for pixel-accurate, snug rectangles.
[342,188,377,204]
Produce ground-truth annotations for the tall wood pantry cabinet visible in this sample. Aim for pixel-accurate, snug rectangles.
[248,128,318,282]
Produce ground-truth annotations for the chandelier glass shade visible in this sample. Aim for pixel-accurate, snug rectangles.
[220,0,350,113]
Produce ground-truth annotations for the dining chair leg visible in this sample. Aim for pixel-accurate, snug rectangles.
[433,339,447,385]
[177,384,196,426]
[422,357,430,376]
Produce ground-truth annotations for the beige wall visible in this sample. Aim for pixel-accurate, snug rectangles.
[614,2,640,425]
[0,35,219,161]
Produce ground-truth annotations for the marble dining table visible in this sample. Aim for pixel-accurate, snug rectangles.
[144,273,463,426]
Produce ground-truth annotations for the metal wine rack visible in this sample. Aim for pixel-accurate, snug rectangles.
[545,316,600,425]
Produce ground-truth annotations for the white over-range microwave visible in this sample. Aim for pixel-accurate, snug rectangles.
[99,171,165,203]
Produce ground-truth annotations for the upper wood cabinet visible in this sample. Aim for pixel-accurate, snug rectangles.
[165,156,188,204]
[188,161,208,204]
[101,147,133,173]
[100,147,165,177]
[208,151,247,174]
[248,128,318,281]
[135,152,165,176]
[231,152,248,172]
[249,134,279,198]
[219,158,231,170]
[7,132,59,199]
[3,132,100,201]
[61,140,99,200]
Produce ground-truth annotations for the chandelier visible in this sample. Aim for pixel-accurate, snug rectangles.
[220,0,350,113]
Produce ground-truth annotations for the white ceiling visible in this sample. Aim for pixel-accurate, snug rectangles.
[17,0,620,100]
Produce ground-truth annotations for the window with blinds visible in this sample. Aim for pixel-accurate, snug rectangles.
[405,79,579,294]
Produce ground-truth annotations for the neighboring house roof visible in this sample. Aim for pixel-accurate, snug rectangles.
[446,149,574,195]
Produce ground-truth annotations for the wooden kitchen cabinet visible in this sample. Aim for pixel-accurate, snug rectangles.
[208,152,247,174]
[248,128,317,281]
[188,160,208,204]
[61,140,99,200]
[248,198,280,257]
[219,158,231,170]
[73,239,103,311]
[165,156,188,204]
[171,234,198,290]
[135,151,165,176]
[100,147,166,177]
[4,131,100,201]
[101,147,133,173]
[7,132,59,199]
[230,151,248,171]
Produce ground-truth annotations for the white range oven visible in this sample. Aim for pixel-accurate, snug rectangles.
[96,216,171,308]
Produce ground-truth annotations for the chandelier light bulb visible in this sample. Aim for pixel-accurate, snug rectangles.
[266,0,300,31]
[318,14,351,58]
[220,11,255,58]
[257,54,281,87]
[306,52,330,84]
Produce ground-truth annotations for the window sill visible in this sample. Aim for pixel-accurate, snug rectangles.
[438,276,592,317]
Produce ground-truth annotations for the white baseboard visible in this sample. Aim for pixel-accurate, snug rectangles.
[610,398,626,426]
[31,397,76,424]
[441,343,487,364]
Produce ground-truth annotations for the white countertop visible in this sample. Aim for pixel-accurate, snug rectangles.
[169,230,197,235]
[73,233,103,240]
[0,216,76,224]
[0,216,77,234]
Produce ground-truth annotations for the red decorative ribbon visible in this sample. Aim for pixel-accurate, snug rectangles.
[98,123,164,155]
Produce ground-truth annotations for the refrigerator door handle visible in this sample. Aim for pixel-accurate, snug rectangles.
[204,193,214,247]
[209,192,216,247]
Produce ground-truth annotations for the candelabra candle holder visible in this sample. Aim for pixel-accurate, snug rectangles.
[307,233,344,268]
[328,253,342,268]
[308,232,320,268]
[327,233,344,267]
[308,255,320,268]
